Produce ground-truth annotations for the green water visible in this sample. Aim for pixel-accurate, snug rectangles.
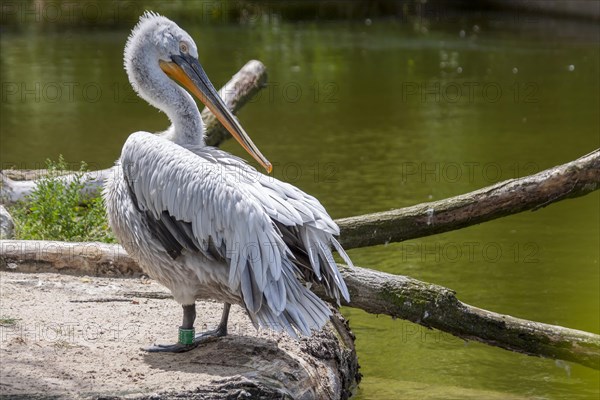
[1,13,599,399]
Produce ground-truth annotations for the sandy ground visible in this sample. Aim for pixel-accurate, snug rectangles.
[0,271,354,399]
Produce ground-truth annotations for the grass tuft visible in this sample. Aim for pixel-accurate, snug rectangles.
[9,156,115,243]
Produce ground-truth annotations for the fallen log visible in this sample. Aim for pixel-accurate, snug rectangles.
[2,239,598,370]
[334,264,600,370]
[338,149,600,249]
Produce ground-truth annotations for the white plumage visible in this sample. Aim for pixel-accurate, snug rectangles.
[104,12,352,351]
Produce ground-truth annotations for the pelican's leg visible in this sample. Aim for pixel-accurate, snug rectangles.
[194,302,230,340]
[143,303,230,353]
[143,303,199,353]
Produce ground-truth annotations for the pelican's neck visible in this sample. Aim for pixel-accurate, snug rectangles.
[125,39,204,146]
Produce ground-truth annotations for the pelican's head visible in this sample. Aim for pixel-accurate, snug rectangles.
[125,11,272,173]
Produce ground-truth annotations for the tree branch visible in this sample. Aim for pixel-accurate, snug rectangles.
[2,240,598,369]
[337,150,600,249]
[332,264,600,370]
[202,60,267,147]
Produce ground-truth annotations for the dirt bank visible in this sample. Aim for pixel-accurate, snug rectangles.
[0,271,358,399]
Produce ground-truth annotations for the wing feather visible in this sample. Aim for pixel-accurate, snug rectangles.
[121,132,351,337]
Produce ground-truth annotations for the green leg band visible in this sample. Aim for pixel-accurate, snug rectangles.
[178,327,195,345]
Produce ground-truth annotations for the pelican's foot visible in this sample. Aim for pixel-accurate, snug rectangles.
[194,324,227,342]
[142,326,227,353]
[142,342,198,353]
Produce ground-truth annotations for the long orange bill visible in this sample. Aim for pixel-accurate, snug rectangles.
[160,54,272,173]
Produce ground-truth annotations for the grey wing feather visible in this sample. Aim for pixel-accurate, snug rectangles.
[194,145,353,303]
[121,132,351,336]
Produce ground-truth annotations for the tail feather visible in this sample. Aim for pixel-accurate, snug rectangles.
[329,237,352,303]
[252,264,333,337]
[242,215,352,338]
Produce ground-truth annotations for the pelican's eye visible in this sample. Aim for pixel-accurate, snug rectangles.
[179,41,189,54]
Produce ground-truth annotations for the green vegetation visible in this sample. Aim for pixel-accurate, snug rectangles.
[0,316,20,327]
[9,156,115,243]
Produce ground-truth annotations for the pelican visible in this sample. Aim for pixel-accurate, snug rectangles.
[104,12,352,352]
